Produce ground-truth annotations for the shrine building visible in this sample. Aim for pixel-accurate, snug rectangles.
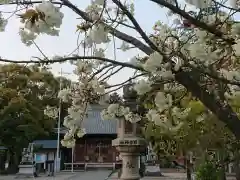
[61,104,120,170]
[0,104,146,172]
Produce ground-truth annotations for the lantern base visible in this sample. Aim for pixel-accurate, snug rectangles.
[112,136,146,180]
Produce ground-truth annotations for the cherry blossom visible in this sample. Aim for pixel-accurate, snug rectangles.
[1,0,240,145]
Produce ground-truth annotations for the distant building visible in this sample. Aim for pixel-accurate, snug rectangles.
[1,104,149,171]
[60,105,119,170]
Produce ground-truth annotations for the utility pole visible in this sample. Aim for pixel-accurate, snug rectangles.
[72,146,74,173]
[56,68,71,173]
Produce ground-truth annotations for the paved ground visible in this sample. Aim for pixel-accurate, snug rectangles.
[0,171,111,180]
[0,172,78,180]
[0,171,236,180]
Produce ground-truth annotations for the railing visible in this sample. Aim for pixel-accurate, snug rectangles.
[63,162,122,171]
[64,163,85,171]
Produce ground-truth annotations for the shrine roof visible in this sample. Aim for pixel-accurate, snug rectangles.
[33,140,57,149]
[82,105,117,134]
[56,104,117,135]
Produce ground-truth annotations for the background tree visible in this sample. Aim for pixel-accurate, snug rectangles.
[0,63,62,173]
[144,91,240,179]
[0,0,240,163]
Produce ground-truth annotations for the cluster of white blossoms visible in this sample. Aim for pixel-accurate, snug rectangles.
[57,59,106,148]
[44,105,58,118]
[185,0,240,8]
[2,0,240,147]
[0,13,7,32]
[133,78,190,131]
[154,2,240,101]
[81,23,110,48]
[17,1,64,45]
[101,104,141,123]
[146,109,168,126]
[143,52,175,79]
[80,1,111,48]
[134,80,151,95]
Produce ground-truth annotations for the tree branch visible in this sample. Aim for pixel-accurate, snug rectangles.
[150,0,235,45]
[2,0,240,139]
[112,0,159,52]
[61,0,153,54]
[0,56,144,71]
[175,70,240,139]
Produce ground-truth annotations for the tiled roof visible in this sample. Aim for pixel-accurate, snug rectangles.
[33,140,57,149]
[83,105,117,134]
[0,146,6,150]
[55,105,117,135]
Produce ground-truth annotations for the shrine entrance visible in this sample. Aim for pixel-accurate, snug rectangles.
[94,142,110,163]
[72,137,116,163]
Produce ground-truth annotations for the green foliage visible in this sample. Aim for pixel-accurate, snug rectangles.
[143,84,238,164]
[0,64,63,151]
[195,161,219,180]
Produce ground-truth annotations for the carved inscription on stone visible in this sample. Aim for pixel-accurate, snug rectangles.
[126,161,135,169]
[119,139,138,145]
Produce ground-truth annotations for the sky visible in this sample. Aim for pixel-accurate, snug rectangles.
[0,0,170,92]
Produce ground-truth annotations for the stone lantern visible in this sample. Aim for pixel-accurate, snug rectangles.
[112,83,146,180]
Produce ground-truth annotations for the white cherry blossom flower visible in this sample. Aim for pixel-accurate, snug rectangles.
[155,92,172,112]
[143,52,163,72]
[94,48,105,58]
[44,106,58,118]
[89,24,109,44]
[120,41,130,51]
[185,0,212,8]
[173,18,181,25]
[134,80,152,95]
[77,128,86,138]
[58,88,71,102]
[36,1,64,28]
[93,0,105,5]
[125,112,141,123]
[0,13,7,32]
[19,29,37,46]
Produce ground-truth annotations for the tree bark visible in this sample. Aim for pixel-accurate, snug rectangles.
[218,167,226,180]
[175,71,240,139]
[234,161,240,180]
[186,159,192,180]
[0,151,6,173]
[184,155,192,180]
[7,150,20,174]
[235,167,240,180]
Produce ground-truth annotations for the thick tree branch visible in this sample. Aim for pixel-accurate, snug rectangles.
[175,70,240,139]
[150,0,235,45]
[112,0,159,52]
[0,56,144,70]
[0,0,62,6]
[2,0,240,138]
[109,0,240,137]
[61,0,153,54]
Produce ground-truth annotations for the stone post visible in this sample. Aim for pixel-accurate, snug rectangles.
[112,83,146,180]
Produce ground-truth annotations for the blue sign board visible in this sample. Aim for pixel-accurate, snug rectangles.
[35,154,46,163]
